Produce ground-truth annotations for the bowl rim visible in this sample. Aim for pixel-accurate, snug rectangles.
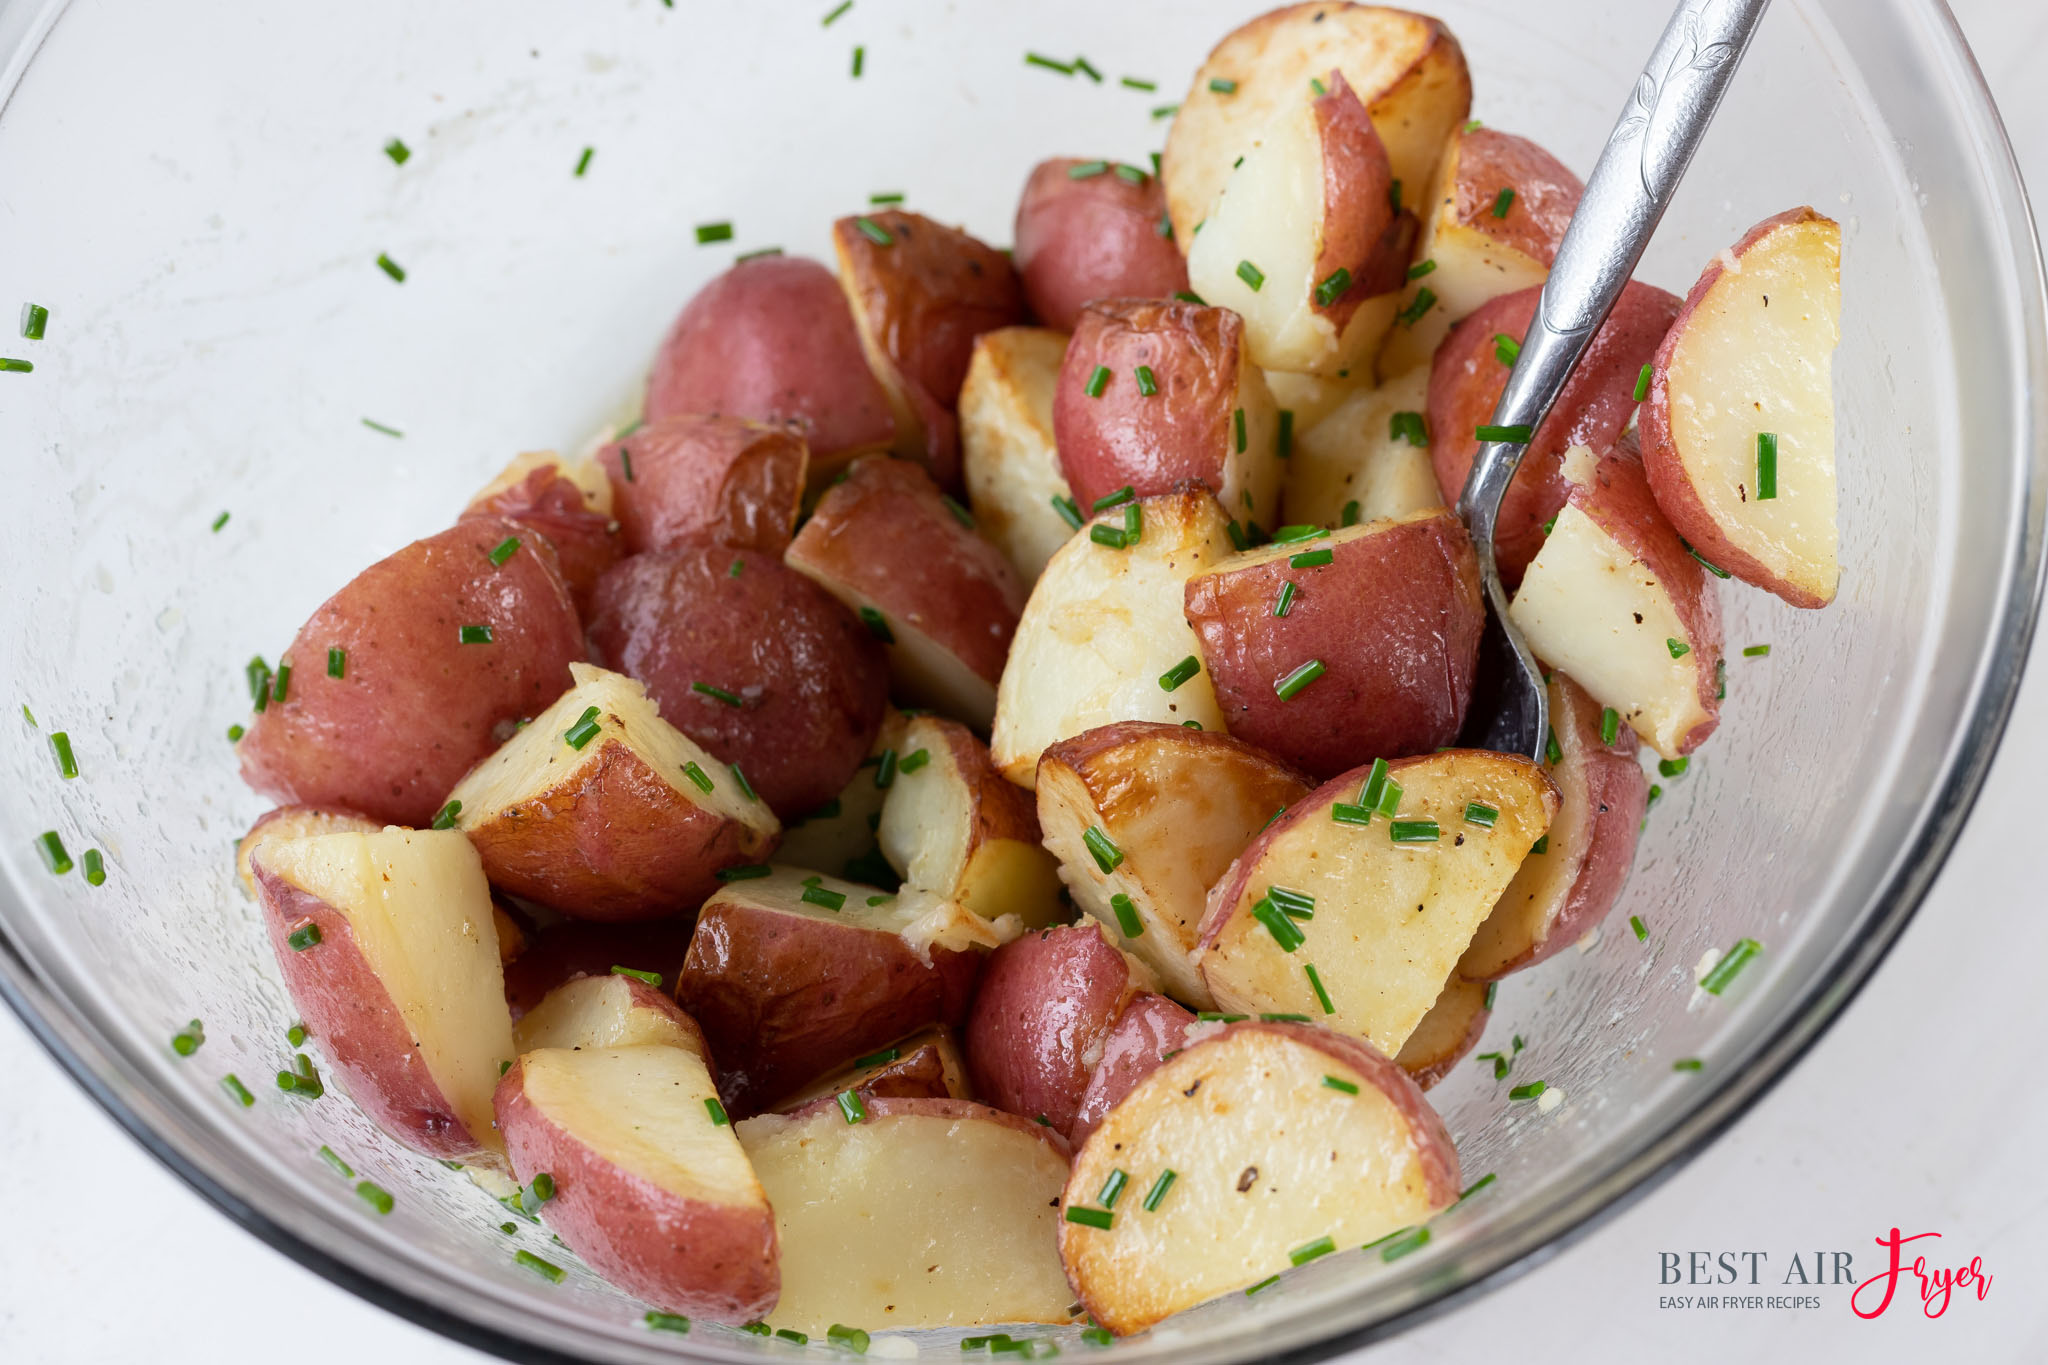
[2,0,2045,1359]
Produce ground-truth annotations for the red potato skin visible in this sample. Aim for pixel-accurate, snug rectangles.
[674,900,982,1116]
[236,517,585,828]
[1311,72,1399,330]
[586,543,888,822]
[785,454,1027,693]
[252,861,491,1162]
[1014,159,1188,333]
[1429,282,1680,582]
[1449,129,1583,267]
[597,414,808,557]
[459,735,779,924]
[964,925,1147,1140]
[645,254,897,466]
[493,1060,777,1321]
[1183,513,1483,780]
[1639,206,1833,608]
[461,465,620,612]
[774,1038,966,1111]
[502,917,700,1020]
[1069,993,1196,1145]
[1053,299,1251,512]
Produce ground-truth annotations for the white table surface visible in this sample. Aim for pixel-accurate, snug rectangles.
[7,2,2048,1361]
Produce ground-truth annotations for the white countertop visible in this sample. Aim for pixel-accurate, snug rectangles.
[5,2,2047,1361]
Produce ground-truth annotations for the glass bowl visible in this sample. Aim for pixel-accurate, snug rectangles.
[0,0,2040,1360]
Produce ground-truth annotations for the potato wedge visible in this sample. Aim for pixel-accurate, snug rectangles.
[252,827,514,1164]
[1163,4,1470,244]
[673,867,996,1113]
[1640,207,1842,607]
[447,664,779,921]
[496,1046,776,1320]
[879,713,1063,929]
[1197,750,1557,1055]
[1459,672,1648,979]
[1014,158,1187,333]
[501,917,699,1020]
[1070,992,1196,1144]
[596,413,807,557]
[738,1098,1074,1335]
[960,326,1078,585]
[1394,975,1490,1089]
[512,973,711,1060]
[991,489,1235,787]
[1036,721,1311,1007]
[1508,444,1724,759]
[461,450,620,608]
[771,710,909,882]
[1283,364,1441,527]
[236,804,378,897]
[1061,1021,1460,1334]
[775,1025,971,1111]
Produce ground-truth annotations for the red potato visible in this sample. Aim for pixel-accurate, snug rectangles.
[1264,368,1371,432]
[1014,158,1188,332]
[775,1025,972,1111]
[964,923,1159,1139]
[1197,750,1557,1055]
[502,917,699,1020]
[644,254,897,474]
[461,451,621,609]
[1394,976,1490,1089]
[832,210,1026,487]
[596,414,807,557]
[1460,672,1648,979]
[737,1098,1075,1334]
[1379,126,1585,376]
[1162,4,1472,245]
[252,828,514,1165]
[771,710,908,883]
[1283,364,1443,527]
[1186,72,1410,376]
[1052,299,1282,528]
[235,804,378,897]
[959,326,1079,584]
[1508,444,1724,759]
[991,490,1237,787]
[495,1046,777,1320]
[1428,281,1680,581]
[673,868,996,1114]
[785,455,1026,730]
[878,714,1063,929]
[1183,509,1484,779]
[236,517,584,828]
[1070,992,1197,1144]
[513,973,710,1058]
[1035,721,1312,1007]
[1641,208,1843,607]
[446,664,780,922]
[1061,1022,1460,1334]
[586,543,888,822]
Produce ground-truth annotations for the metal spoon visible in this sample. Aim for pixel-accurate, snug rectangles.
[1455,0,1771,760]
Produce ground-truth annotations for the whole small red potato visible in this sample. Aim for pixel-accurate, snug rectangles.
[587,542,889,822]
[1183,509,1483,779]
[1053,298,1282,526]
[1428,280,1680,581]
[597,414,808,557]
[461,451,621,610]
[1013,158,1187,332]
[236,516,585,828]
[645,253,897,475]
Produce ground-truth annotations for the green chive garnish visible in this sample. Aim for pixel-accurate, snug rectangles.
[1120,75,1155,91]
[1658,756,1689,778]
[1245,1275,1280,1296]
[357,1181,395,1215]
[1388,179,1402,213]
[692,681,744,707]
[1252,897,1304,951]
[1545,725,1562,766]
[1084,364,1111,397]
[1321,1075,1359,1095]
[1407,258,1437,281]
[211,510,230,532]
[1158,655,1200,692]
[1494,333,1521,367]
[520,1173,557,1213]
[458,624,492,644]
[1476,423,1533,443]
[898,748,932,776]
[287,1022,308,1047]
[221,1074,254,1107]
[1172,289,1206,305]
[1109,893,1144,939]
[326,647,347,679]
[1744,643,1772,657]
[171,1020,205,1056]
[1464,802,1498,828]
[563,705,603,750]
[1290,1235,1336,1266]
[854,216,894,246]
[699,1097,729,1129]
[82,848,105,886]
[515,1250,564,1282]
[1273,580,1297,617]
[1305,962,1334,1014]
[1274,659,1325,700]
[1491,187,1515,218]
[1153,104,1180,120]
[1083,826,1123,873]
[1208,77,1237,94]
[873,747,898,789]
[1380,1226,1430,1261]
[1236,260,1264,292]
[1699,938,1761,994]
[1342,500,1361,527]
[836,1089,867,1123]
[850,45,865,77]
[1673,1058,1704,1072]
[681,761,714,793]
[695,222,734,244]
[1530,834,1549,855]
[803,885,848,912]
[1141,1169,1177,1211]
[822,0,852,24]
[318,1145,353,1178]
[1289,548,1333,569]
[942,493,976,529]
[383,138,410,165]
[376,253,406,282]
[854,604,895,644]
[1389,410,1428,447]
[1484,982,1498,1009]
[1052,495,1083,530]
[1755,432,1778,499]
[645,1312,692,1334]
[828,1325,871,1354]
[1026,53,1075,75]
[1667,637,1691,659]
[1234,406,1247,453]
[0,357,33,373]
[1630,915,1648,941]
[869,191,905,205]
[1133,363,1159,397]
[717,864,771,882]
[609,965,663,987]
[1683,539,1732,578]
[1397,288,1437,327]
[1123,501,1142,544]
[1508,1080,1547,1101]
[1082,1327,1114,1347]
[1599,707,1620,745]
[1633,363,1653,403]
[361,417,402,437]
[1064,1206,1113,1230]
[1389,818,1439,844]
[287,921,322,951]
[1098,1169,1129,1208]
[1068,161,1109,180]
[48,731,78,779]
[618,448,635,482]
[1313,268,1351,308]
[227,724,244,742]
[1091,485,1135,513]
[431,799,462,830]
[1331,802,1371,826]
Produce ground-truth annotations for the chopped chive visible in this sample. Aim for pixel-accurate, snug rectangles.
[573,146,594,177]
[1388,179,1402,213]
[1389,818,1440,845]
[82,848,105,886]
[1667,637,1691,659]
[1245,1275,1280,1296]
[1491,187,1516,218]
[1331,802,1372,826]
[1208,77,1238,94]
[227,724,244,741]
[18,302,50,341]
[854,216,894,246]
[1493,333,1523,369]
[681,760,714,793]
[356,1181,395,1215]
[515,1250,564,1283]
[1358,757,1391,811]
[1098,1169,1129,1209]
[1530,834,1549,855]
[1408,258,1437,281]
[1025,52,1075,75]
[1545,725,1563,766]
[286,921,322,951]
[1380,1226,1431,1261]
[829,1325,871,1354]
[1274,659,1325,700]
[1152,104,1180,120]
[1075,57,1106,83]
[1717,657,1728,699]
[1083,826,1124,873]
[1313,267,1351,308]
[1484,981,1498,1010]
[287,1022,308,1047]
[171,1020,205,1056]
[48,731,78,779]
[850,45,865,77]
[1743,643,1774,658]
[431,799,462,830]
[873,747,898,789]
[1272,524,1328,544]
[716,864,772,885]
[1234,407,1249,453]
[1082,1328,1114,1347]
[1121,75,1156,90]
[645,1312,692,1335]
[1252,898,1305,952]
[897,748,930,775]
[1158,655,1201,692]
[869,192,905,205]
[1756,432,1778,499]
[1172,289,1206,305]
[458,624,493,644]
[1683,539,1732,578]
[563,705,603,750]
[318,1145,353,1178]
[1141,1169,1178,1211]
[1599,707,1620,745]
[327,647,347,679]
[849,1047,903,1071]
[741,1324,772,1337]
[1464,802,1498,828]
[1276,408,1295,461]
[1064,1206,1114,1230]
[1310,76,1327,95]
[1304,962,1335,1014]
[1267,886,1314,917]
[617,447,635,482]
[0,357,33,373]
[821,0,852,23]
[1658,756,1689,778]
[610,965,663,987]
[1226,519,1250,551]
[383,138,410,165]
[1273,580,1297,617]
[1630,915,1648,941]
[1107,893,1145,940]
[692,680,745,707]
[1322,1075,1360,1095]
[1397,287,1437,327]
[1700,938,1762,994]
[854,604,895,644]
[221,1073,255,1107]
[1673,1058,1704,1072]
[1341,500,1361,527]
[836,1089,868,1124]
[695,222,734,244]
[211,510,230,532]
[941,493,976,529]
[361,417,402,437]
[1134,363,1159,397]
[1084,364,1111,397]
[1067,160,1110,181]
[1634,363,1654,403]
[1235,260,1265,292]
[1123,501,1142,544]
[376,253,406,282]
[1092,486,1136,512]
[1051,495,1084,530]
[520,1173,557,1213]
[1476,423,1534,444]
[803,884,848,913]
[1389,410,1428,447]
[1290,1235,1336,1266]
[1289,548,1333,568]
[1508,1080,1547,1102]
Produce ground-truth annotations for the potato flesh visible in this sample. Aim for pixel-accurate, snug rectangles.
[1509,497,1704,759]
[718,866,1013,958]
[263,828,513,1151]
[738,1109,1073,1333]
[519,1046,759,1210]
[513,976,702,1056]
[773,714,905,879]
[1201,758,1550,1054]
[991,495,1234,787]
[880,717,1062,929]
[449,662,778,840]
[1379,226,1548,380]
[1285,365,1440,526]
[1394,975,1488,1082]
[961,328,1076,584]
[1665,220,1840,598]
[1063,1029,1443,1331]
[470,449,613,518]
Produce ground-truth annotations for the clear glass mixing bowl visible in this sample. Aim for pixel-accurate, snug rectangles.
[0,0,2041,1360]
